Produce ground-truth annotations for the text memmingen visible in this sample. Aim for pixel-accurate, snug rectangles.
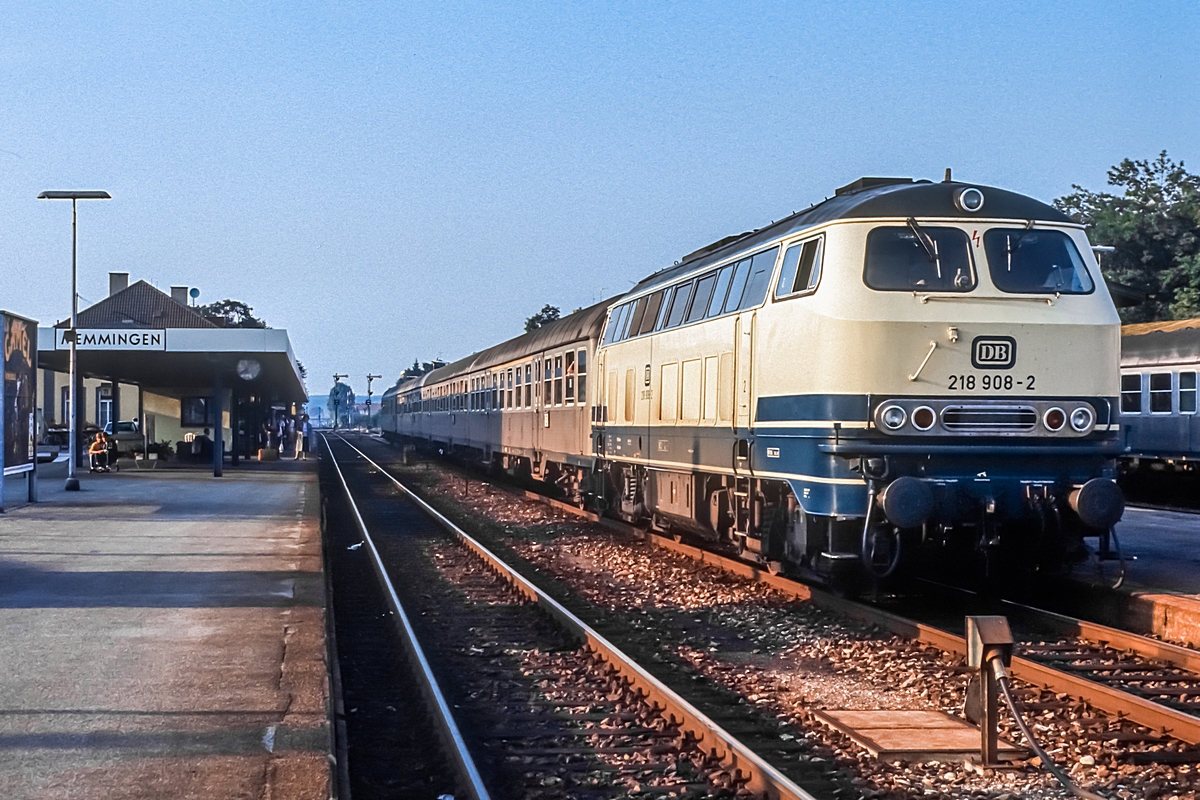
[55,329,167,351]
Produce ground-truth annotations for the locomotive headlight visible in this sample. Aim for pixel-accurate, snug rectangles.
[1070,406,1095,433]
[881,405,907,430]
[955,187,985,212]
[1043,407,1066,432]
[912,406,936,431]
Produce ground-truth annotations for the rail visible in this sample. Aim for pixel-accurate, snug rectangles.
[321,434,491,800]
[333,434,821,800]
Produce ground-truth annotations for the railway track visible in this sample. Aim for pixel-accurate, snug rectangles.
[339,433,1200,796]
[322,434,829,800]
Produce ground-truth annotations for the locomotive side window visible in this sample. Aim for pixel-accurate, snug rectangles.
[864,226,975,292]
[625,296,648,340]
[654,286,676,330]
[686,273,717,324]
[707,265,735,317]
[1181,372,1197,414]
[664,281,694,329]
[737,246,781,310]
[639,291,665,335]
[1150,372,1172,413]
[776,237,823,298]
[722,258,752,313]
[984,229,1094,294]
[1120,374,1142,413]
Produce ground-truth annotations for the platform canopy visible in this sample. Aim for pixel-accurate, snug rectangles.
[36,279,306,404]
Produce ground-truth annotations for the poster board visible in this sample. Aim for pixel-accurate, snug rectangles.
[2,311,38,477]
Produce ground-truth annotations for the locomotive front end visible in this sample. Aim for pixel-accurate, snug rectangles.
[756,182,1125,583]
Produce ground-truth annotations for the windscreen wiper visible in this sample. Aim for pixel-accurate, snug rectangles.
[907,217,941,275]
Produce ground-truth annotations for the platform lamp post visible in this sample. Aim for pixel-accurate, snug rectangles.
[332,374,347,429]
[365,374,381,427]
[38,190,111,491]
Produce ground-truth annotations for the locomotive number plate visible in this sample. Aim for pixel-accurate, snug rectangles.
[948,374,1037,391]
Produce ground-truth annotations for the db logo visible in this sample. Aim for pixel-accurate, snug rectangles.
[972,336,1016,369]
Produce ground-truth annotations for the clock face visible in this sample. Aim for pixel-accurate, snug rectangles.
[237,358,262,380]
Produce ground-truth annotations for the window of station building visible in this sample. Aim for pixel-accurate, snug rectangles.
[776,237,824,299]
[1182,371,1197,414]
[722,258,753,313]
[737,247,781,310]
[554,355,564,405]
[686,273,718,324]
[1150,372,1172,413]
[1120,374,1141,414]
[181,396,213,427]
[577,349,587,404]
[984,229,1094,295]
[864,226,975,292]
[565,351,576,403]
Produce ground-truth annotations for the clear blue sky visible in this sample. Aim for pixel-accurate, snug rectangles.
[2,2,1197,399]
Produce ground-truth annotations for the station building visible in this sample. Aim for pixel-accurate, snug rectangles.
[37,272,307,474]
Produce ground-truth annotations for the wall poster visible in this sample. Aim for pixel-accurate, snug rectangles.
[3,312,38,476]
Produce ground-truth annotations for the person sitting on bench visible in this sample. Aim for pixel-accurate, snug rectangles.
[89,432,110,472]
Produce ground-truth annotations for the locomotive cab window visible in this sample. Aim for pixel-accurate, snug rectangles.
[864,226,975,292]
[984,228,1094,294]
[776,236,823,299]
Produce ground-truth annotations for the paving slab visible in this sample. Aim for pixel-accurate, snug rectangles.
[0,463,328,799]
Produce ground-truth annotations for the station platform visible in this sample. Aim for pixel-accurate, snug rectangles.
[1063,506,1200,647]
[0,460,328,798]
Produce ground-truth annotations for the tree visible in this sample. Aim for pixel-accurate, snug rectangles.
[197,299,267,328]
[1054,151,1200,323]
[328,382,355,428]
[525,304,560,332]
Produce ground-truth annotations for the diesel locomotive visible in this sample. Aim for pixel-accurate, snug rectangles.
[381,176,1126,585]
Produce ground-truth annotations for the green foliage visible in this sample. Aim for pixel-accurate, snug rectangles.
[197,299,267,328]
[524,304,560,332]
[1055,151,1200,323]
[328,382,355,425]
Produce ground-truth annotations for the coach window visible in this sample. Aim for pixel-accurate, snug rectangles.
[492,373,498,410]
[543,359,552,405]
[776,237,824,298]
[984,229,1094,294]
[515,368,523,409]
[1181,372,1197,414]
[554,355,564,404]
[638,291,665,335]
[565,351,576,403]
[522,364,531,406]
[706,264,735,317]
[722,258,753,313]
[663,281,694,329]
[505,369,513,408]
[737,247,781,310]
[1150,372,1172,413]
[1120,374,1141,413]
[865,226,975,292]
[577,349,587,404]
[686,273,718,324]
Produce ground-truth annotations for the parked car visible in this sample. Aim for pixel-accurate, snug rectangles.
[104,421,142,456]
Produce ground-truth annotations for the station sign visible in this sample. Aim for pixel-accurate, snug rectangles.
[54,328,167,351]
[2,312,37,477]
